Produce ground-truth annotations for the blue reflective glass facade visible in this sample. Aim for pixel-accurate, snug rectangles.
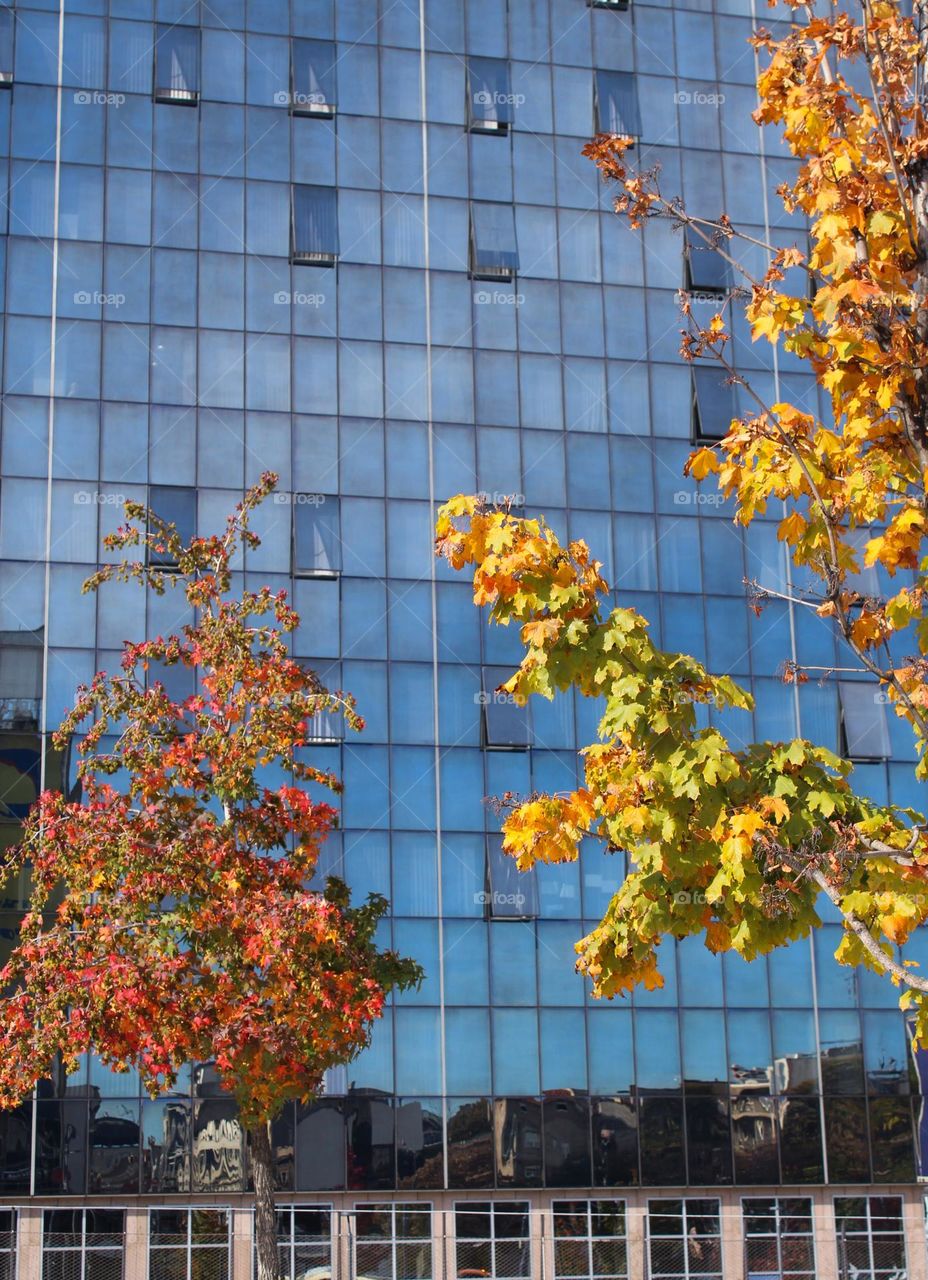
[0,0,925,1201]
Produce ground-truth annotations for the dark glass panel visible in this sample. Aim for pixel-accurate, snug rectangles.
[543,1096,591,1188]
[291,39,336,116]
[819,1010,865,1095]
[863,1011,909,1095]
[291,185,339,264]
[154,25,199,104]
[88,1098,140,1194]
[35,1100,87,1195]
[494,1097,543,1187]
[294,496,340,575]
[482,665,529,749]
[447,1097,494,1188]
[0,1101,31,1193]
[731,1092,778,1184]
[346,1095,394,1190]
[592,1096,638,1187]
[141,1098,191,1194]
[470,202,519,278]
[824,1096,870,1182]
[295,1098,346,1191]
[192,1098,243,1193]
[595,70,640,137]
[692,365,735,443]
[396,1098,443,1189]
[868,1097,915,1183]
[467,57,512,131]
[639,1096,685,1186]
[776,1097,824,1183]
[685,1096,732,1186]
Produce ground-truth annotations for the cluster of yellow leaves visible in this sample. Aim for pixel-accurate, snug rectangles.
[436,500,928,1006]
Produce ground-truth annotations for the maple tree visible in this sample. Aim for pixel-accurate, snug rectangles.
[437,0,928,1036]
[0,476,420,1280]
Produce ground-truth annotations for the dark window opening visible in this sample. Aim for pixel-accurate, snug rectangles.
[467,57,513,134]
[594,70,640,140]
[470,202,519,282]
[485,837,538,919]
[294,495,341,577]
[589,0,630,10]
[481,665,529,749]
[154,25,200,105]
[691,366,735,443]
[0,630,42,730]
[838,680,890,760]
[0,9,13,86]
[291,185,339,266]
[290,39,336,117]
[684,225,731,295]
[149,486,196,571]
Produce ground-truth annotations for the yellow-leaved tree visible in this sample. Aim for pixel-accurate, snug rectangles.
[436,0,928,1036]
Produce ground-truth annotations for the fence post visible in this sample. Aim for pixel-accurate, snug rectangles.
[627,1201,647,1280]
[721,1202,744,1280]
[124,1208,147,1280]
[17,1207,42,1280]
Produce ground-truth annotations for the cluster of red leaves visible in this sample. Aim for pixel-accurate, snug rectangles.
[0,477,420,1127]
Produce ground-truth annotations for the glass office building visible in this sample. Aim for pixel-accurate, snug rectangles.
[0,0,926,1273]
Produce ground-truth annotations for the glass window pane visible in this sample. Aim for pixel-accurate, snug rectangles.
[154,25,199,104]
[292,185,339,264]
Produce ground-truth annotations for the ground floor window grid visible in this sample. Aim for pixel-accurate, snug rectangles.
[742,1196,815,1280]
[148,1209,230,1280]
[354,1202,431,1280]
[553,1199,628,1279]
[42,1210,123,1280]
[646,1198,722,1280]
[834,1195,906,1280]
[454,1200,531,1278]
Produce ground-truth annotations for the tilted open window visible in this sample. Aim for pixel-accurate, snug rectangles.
[470,202,519,282]
[291,185,339,266]
[154,25,199,105]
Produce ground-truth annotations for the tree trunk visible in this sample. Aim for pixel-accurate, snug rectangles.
[250,1120,279,1280]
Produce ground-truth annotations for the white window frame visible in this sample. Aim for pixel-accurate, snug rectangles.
[147,1208,232,1280]
[42,1208,125,1280]
[835,1195,907,1280]
[353,1202,433,1280]
[552,1198,628,1280]
[453,1200,532,1280]
[741,1195,816,1280]
[250,1204,333,1280]
[646,1198,722,1280]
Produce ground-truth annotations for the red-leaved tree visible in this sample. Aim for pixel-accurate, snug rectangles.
[0,475,420,1280]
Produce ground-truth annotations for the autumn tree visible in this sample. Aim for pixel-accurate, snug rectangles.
[0,476,420,1280]
[437,0,928,1035]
